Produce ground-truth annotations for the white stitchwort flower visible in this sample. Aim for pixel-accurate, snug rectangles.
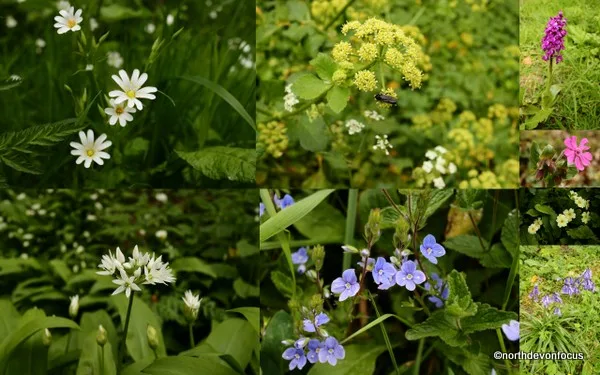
[364,110,384,121]
[9,75,21,82]
[373,135,393,155]
[107,51,123,68]
[145,23,156,34]
[433,177,446,189]
[70,130,112,168]
[85,64,94,71]
[155,230,168,240]
[109,69,158,110]
[155,193,168,203]
[36,38,46,53]
[345,119,365,135]
[54,6,83,34]
[166,14,174,26]
[284,84,299,112]
[69,295,79,318]
[6,16,17,28]
[89,17,98,31]
[104,99,136,127]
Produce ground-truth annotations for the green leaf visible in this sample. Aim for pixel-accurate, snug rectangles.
[79,310,119,362]
[461,303,517,334]
[171,257,217,278]
[176,76,255,131]
[566,166,579,179]
[291,74,330,100]
[233,278,259,298]
[49,260,72,284]
[76,332,117,375]
[567,225,598,241]
[310,54,338,81]
[380,206,401,229]
[176,147,255,183]
[445,270,477,318]
[5,308,49,375]
[110,295,166,362]
[341,314,413,344]
[0,80,22,91]
[227,307,259,335]
[100,4,152,21]
[0,311,79,374]
[0,300,20,343]
[455,190,486,210]
[270,270,294,298]
[405,310,466,347]
[443,235,489,258]
[307,345,386,374]
[500,210,519,258]
[236,240,259,258]
[287,0,310,21]
[479,243,512,268]
[534,204,556,216]
[521,107,553,130]
[260,311,293,374]
[288,116,329,152]
[293,201,345,241]
[142,356,238,375]
[260,190,335,242]
[422,189,454,223]
[326,86,350,113]
[436,342,492,375]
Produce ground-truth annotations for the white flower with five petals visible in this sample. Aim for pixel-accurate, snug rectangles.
[70,130,111,168]
[112,268,142,298]
[104,99,136,127]
[108,69,157,110]
[53,6,83,34]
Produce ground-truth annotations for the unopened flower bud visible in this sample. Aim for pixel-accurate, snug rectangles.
[323,286,331,299]
[281,339,295,346]
[96,324,107,347]
[147,324,159,350]
[319,329,329,337]
[311,245,325,271]
[43,328,52,346]
[69,295,79,318]
[341,245,359,254]
[295,337,308,348]
[305,269,318,282]
[365,209,382,243]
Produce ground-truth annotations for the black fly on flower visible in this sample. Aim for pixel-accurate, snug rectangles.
[374,93,398,106]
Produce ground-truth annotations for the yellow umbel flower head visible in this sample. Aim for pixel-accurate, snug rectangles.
[353,70,378,92]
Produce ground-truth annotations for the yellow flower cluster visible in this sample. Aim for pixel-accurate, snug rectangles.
[310,0,347,23]
[353,70,378,92]
[258,121,288,158]
[331,18,426,90]
[458,170,501,189]
[347,0,390,21]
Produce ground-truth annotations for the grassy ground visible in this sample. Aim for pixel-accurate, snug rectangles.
[520,0,600,129]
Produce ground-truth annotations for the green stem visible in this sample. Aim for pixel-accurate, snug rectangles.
[378,60,386,90]
[468,212,487,252]
[368,291,399,375]
[343,189,358,271]
[64,331,71,354]
[413,338,425,375]
[189,324,195,348]
[323,0,358,30]
[496,328,513,374]
[100,344,105,375]
[413,288,430,316]
[118,293,135,368]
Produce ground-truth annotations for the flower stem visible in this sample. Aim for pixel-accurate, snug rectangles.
[496,328,513,374]
[118,293,135,368]
[189,324,195,348]
[468,212,487,252]
[343,189,358,271]
[100,344,105,375]
[413,338,425,375]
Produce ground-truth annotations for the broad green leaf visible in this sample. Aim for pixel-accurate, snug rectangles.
[0,80,22,91]
[171,257,217,278]
[142,355,238,375]
[291,74,330,100]
[79,310,119,362]
[0,300,20,343]
[445,270,477,318]
[270,270,294,298]
[288,116,329,152]
[227,307,259,334]
[110,295,166,362]
[380,206,401,229]
[5,308,48,375]
[0,311,79,374]
[443,235,489,258]
[405,310,467,347]
[307,345,386,374]
[260,190,335,242]
[479,243,512,268]
[500,210,519,258]
[176,147,255,183]
[287,0,310,21]
[534,204,556,216]
[49,260,72,283]
[260,311,293,374]
[567,225,598,241]
[423,189,454,222]
[293,201,345,241]
[461,303,517,334]
[327,86,350,113]
[436,342,492,375]
[176,76,255,131]
[566,166,579,179]
[233,278,259,298]
[121,357,155,375]
[184,318,257,370]
[455,190,486,210]
[236,239,259,258]
[310,53,337,81]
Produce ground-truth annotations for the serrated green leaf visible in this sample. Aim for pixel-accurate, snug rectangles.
[444,235,489,258]
[310,53,337,81]
[176,147,255,183]
[327,86,350,113]
[479,243,512,268]
[445,270,477,318]
[567,225,598,241]
[291,74,330,100]
[521,107,553,130]
[270,270,293,298]
[405,310,467,346]
[307,345,386,374]
[461,303,517,334]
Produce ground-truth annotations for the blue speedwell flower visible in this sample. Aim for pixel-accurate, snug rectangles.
[501,320,519,341]
[420,234,446,264]
[306,339,322,363]
[303,312,330,333]
[357,257,375,271]
[395,260,426,291]
[259,203,265,217]
[372,257,396,290]
[424,273,449,308]
[318,337,345,366]
[274,194,294,209]
[331,269,360,301]
[291,247,309,274]
[282,340,307,371]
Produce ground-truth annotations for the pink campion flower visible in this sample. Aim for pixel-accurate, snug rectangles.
[564,135,592,171]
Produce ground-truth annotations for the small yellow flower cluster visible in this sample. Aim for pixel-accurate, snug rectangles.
[310,0,346,23]
[332,41,353,63]
[411,114,433,132]
[430,98,457,124]
[346,0,390,21]
[458,170,501,188]
[465,0,489,12]
[448,128,475,152]
[353,70,378,92]
[487,103,508,121]
[258,121,288,158]
[495,159,520,188]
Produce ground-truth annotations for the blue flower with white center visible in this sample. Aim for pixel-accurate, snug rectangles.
[303,312,329,333]
[331,269,360,301]
[259,203,265,217]
[395,260,426,291]
[274,194,294,209]
[306,339,322,363]
[420,234,446,264]
[372,257,396,286]
[291,247,309,274]
[501,320,519,341]
[357,257,375,271]
[318,337,345,366]
[282,338,308,370]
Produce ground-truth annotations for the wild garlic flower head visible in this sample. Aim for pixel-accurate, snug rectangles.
[97,245,176,299]
[54,6,83,34]
[69,294,79,318]
[182,290,202,321]
[108,69,157,110]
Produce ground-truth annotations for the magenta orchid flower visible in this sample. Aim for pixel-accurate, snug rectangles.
[564,135,592,171]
